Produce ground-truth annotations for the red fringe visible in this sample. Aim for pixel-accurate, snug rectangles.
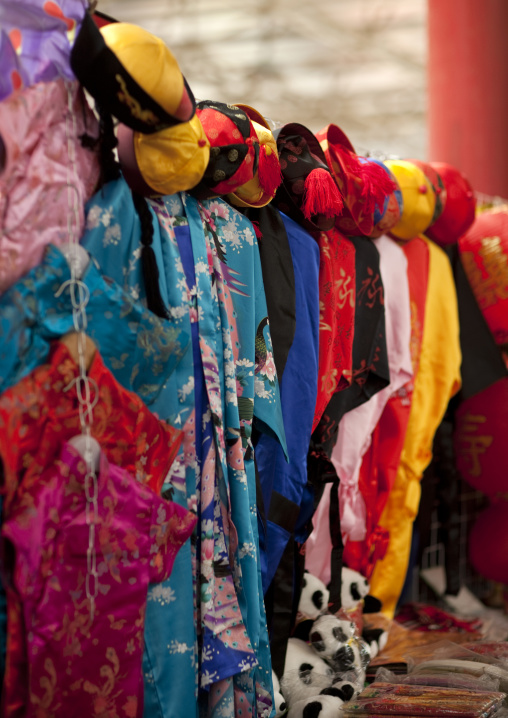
[257,144,283,197]
[359,160,397,213]
[301,168,344,220]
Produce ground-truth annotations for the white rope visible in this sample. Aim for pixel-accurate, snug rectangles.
[55,81,100,621]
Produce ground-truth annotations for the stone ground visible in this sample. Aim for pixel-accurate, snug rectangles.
[96,0,427,159]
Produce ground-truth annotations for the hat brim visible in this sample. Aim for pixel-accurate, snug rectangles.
[228,191,273,209]
[233,103,271,131]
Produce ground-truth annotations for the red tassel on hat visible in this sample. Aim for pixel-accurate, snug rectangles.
[301,168,344,220]
[359,160,397,213]
[257,144,283,198]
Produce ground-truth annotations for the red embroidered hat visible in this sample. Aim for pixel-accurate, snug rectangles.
[193,100,259,198]
[227,104,283,208]
[316,124,396,237]
[458,206,508,346]
[272,122,343,234]
[425,162,476,246]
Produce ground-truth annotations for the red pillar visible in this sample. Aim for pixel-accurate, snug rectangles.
[428,0,508,197]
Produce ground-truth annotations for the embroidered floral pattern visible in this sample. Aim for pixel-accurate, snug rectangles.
[0,344,193,717]
[3,444,195,718]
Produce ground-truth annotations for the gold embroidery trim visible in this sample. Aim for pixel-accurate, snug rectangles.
[115,74,161,127]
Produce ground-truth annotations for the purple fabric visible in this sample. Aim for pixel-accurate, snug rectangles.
[2,442,196,718]
[0,0,87,99]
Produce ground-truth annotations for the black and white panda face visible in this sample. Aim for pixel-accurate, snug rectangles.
[341,567,370,609]
[309,615,371,676]
[298,572,330,620]
[309,615,356,662]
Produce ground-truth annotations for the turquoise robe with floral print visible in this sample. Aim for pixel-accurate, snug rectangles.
[81,178,287,718]
[82,181,200,717]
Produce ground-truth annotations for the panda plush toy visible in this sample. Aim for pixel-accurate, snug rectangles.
[286,691,346,718]
[272,670,288,717]
[280,620,365,712]
[309,613,370,690]
[280,638,334,705]
[340,567,388,659]
[284,677,359,718]
[341,567,371,609]
[309,614,368,673]
[283,675,360,718]
[281,568,388,714]
[298,571,330,620]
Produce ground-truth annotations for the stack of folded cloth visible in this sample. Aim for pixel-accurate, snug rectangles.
[341,682,506,718]
[462,643,508,661]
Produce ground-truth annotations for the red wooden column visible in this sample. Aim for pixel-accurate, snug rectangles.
[428,0,508,197]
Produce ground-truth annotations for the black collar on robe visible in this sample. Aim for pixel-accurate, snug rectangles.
[306,236,390,611]
[241,205,297,385]
[446,244,507,400]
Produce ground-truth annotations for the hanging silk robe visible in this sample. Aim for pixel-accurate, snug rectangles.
[255,212,320,593]
[343,236,430,579]
[305,236,390,590]
[81,179,286,718]
[332,235,412,546]
[189,195,287,718]
[306,235,412,587]
[312,227,356,431]
[0,78,99,293]
[0,240,192,712]
[82,180,200,718]
[369,238,461,617]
